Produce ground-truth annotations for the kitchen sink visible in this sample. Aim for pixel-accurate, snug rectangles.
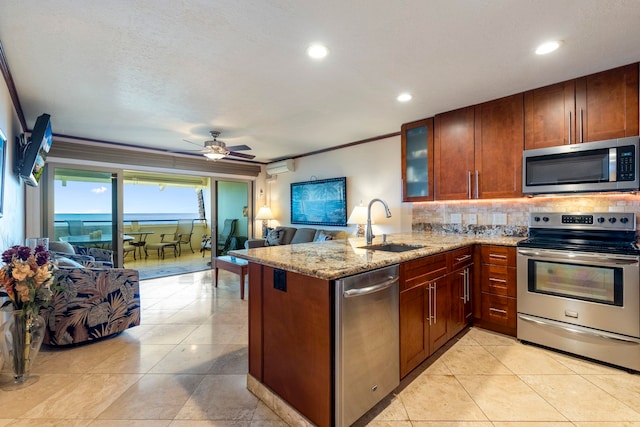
[359,243,424,252]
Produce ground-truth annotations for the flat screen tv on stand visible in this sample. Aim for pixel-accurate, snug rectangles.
[16,113,53,187]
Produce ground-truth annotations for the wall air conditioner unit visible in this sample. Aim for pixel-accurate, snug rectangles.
[266,159,295,175]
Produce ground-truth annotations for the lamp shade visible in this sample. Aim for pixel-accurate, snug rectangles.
[255,206,274,220]
[347,206,370,225]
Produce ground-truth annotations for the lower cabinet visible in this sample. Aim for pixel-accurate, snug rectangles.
[400,247,474,379]
[476,245,518,336]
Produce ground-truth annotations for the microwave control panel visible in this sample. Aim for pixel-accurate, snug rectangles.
[617,145,635,181]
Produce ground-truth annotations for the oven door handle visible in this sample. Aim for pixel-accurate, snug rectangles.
[517,249,639,266]
[518,314,640,345]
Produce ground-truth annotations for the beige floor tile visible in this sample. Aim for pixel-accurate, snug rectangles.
[0,373,83,418]
[573,423,640,426]
[251,401,286,422]
[97,374,203,420]
[90,421,172,427]
[174,374,258,421]
[168,421,249,426]
[207,344,248,375]
[182,323,245,345]
[34,339,128,374]
[492,423,574,427]
[22,373,141,419]
[362,422,412,427]
[89,344,174,374]
[456,374,567,422]
[398,375,488,421]
[484,344,575,375]
[149,344,229,374]
[126,323,200,345]
[546,351,628,375]
[440,345,512,375]
[583,373,640,413]
[464,328,518,346]
[411,423,493,427]
[5,420,92,426]
[520,374,640,422]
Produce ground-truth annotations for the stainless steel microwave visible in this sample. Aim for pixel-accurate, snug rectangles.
[522,136,640,195]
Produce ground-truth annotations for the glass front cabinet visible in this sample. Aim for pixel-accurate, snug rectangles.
[401,118,434,201]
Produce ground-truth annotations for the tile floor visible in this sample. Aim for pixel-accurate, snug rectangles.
[1,269,640,426]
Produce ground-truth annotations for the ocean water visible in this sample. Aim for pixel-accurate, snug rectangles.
[55,213,202,223]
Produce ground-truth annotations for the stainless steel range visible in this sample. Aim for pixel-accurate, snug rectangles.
[517,212,640,371]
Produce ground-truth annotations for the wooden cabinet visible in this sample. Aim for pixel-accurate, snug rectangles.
[434,94,523,200]
[449,246,474,339]
[399,253,448,378]
[435,106,475,200]
[474,94,524,199]
[475,245,517,336]
[525,63,639,149]
[250,264,332,427]
[401,118,434,201]
[576,63,639,143]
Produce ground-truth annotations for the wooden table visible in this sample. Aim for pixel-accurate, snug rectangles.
[214,255,249,299]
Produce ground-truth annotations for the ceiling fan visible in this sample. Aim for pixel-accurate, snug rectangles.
[183,130,255,160]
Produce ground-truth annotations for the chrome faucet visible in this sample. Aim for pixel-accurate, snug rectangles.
[366,198,392,245]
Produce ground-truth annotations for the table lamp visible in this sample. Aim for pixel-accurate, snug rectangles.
[347,206,370,237]
[255,206,274,238]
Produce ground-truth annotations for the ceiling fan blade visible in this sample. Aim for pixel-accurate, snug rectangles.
[228,151,256,159]
[182,139,203,148]
[225,144,251,152]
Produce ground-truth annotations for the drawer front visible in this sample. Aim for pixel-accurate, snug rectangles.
[401,254,447,291]
[480,264,516,297]
[481,245,516,266]
[481,293,517,329]
[450,246,473,270]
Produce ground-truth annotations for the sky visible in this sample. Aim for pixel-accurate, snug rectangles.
[54,180,200,215]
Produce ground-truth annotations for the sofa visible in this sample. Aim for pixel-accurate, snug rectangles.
[42,242,141,346]
[245,226,348,249]
[49,240,114,268]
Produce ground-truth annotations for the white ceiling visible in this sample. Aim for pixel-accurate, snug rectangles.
[1,0,639,163]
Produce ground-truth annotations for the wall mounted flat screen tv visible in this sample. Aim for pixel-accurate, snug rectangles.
[291,177,347,226]
[18,113,52,187]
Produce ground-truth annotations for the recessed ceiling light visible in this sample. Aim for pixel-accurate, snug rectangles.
[307,44,329,59]
[397,93,412,102]
[535,40,561,55]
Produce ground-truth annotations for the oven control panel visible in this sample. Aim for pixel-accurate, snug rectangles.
[529,212,636,231]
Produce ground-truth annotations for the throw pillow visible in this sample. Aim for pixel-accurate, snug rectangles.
[313,231,333,242]
[54,256,85,268]
[265,229,284,246]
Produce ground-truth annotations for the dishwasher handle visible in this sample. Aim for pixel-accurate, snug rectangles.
[343,276,398,298]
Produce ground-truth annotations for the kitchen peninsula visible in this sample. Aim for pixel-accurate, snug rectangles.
[230,232,523,426]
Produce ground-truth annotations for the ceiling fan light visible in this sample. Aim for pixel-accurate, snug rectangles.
[204,152,226,160]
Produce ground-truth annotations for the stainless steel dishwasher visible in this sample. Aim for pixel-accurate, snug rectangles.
[335,264,399,427]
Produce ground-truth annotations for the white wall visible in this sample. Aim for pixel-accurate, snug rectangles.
[0,78,25,251]
[263,134,411,238]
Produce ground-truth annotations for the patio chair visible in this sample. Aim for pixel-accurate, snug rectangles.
[217,218,237,255]
[175,219,195,255]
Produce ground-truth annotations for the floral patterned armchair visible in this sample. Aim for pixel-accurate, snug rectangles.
[41,266,140,346]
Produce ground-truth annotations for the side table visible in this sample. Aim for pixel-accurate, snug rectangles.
[214,255,249,299]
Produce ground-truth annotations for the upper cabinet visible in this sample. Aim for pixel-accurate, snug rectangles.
[435,94,524,200]
[525,63,639,149]
[401,118,434,201]
[435,107,475,200]
[576,63,639,143]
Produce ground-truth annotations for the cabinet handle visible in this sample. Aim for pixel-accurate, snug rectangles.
[489,253,507,260]
[489,277,507,283]
[455,254,471,262]
[433,283,437,324]
[475,170,479,199]
[427,285,432,325]
[579,108,584,143]
[568,111,572,144]
[467,171,472,199]
[465,268,470,303]
[489,307,507,315]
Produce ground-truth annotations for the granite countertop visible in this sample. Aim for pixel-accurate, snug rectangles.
[229,232,523,280]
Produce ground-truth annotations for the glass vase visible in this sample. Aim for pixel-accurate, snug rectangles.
[0,310,45,384]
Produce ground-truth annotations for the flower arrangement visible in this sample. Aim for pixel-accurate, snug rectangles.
[0,245,54,315]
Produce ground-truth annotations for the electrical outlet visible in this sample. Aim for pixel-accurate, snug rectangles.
[450,213,462,224]
[467,214,477,224]
[493,213,507,225]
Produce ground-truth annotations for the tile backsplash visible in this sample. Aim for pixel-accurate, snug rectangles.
[412,194,640,235]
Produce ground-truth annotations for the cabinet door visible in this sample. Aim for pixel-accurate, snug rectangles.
[435,106,475,200]
[449,264,472,339]
[575,63,639,143]
[524,81,576,149]
[400,284,429,378]
[475,93,524,199]
[429,275,450,353]
[401,118,434,201]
